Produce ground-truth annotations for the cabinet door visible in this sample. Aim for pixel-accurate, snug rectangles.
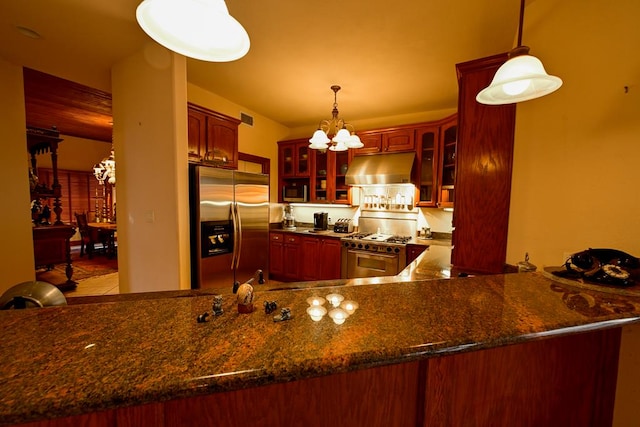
[295,142,310,176]
[280,143,296,177]
[269,233,284,278]
[301,237,319,280]
[319,238,341,280]
[331,150,350,204]
[416,126,440,207]
[311,149,329,202]
[383,129,415,152]
[187,109,206,162]
[437,118,457,208]
[283,234,301,280]
[407,245,426,264]
[354,132,382,155]
[206,116,238,169]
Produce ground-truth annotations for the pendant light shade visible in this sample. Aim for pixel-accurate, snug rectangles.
[476,0,562,105]
[476,54,563,105]
[136,0,250,62]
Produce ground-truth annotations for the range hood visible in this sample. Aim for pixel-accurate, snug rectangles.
[345,152,415,186]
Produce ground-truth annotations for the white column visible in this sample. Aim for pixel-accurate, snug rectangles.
[0,59,36,292]
[111,43,190,293]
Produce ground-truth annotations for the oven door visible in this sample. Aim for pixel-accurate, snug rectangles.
[346,249,400,279]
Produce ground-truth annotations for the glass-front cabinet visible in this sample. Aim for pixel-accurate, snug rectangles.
[311,149,350,204]
[333,150,349,203]
[438,119,457,208]
[416,125,440,207]
[278,139,310,203]
[415,114,457,208]
[280,139,309,177]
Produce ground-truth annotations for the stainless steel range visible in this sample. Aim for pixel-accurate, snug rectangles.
[340,206,418,279]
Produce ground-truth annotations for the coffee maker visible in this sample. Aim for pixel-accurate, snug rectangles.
[283,205,295,230]
[313,212,329,231]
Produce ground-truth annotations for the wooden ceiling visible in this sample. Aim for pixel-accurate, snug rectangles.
[23,68,113,143]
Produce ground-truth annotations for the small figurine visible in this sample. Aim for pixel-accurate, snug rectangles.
[273,307,292,322]
[196,312,210,323]
[264,300,277,314]
[212,295,224,316]
[236,282,255,313]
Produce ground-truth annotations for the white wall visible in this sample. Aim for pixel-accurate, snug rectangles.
[501,1,640,424]
[0,59,35,292]
[111,43,190,293]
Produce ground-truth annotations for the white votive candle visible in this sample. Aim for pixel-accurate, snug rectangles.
[306,296,326,307]
[306,306,327,322]
[326,293,344,307]
[328,308,348,325]
[341,300,359,315]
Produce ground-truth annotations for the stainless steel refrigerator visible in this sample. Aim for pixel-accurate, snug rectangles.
[189,165,269,289]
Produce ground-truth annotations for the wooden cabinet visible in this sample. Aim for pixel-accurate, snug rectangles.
[21,328,619,427]
[271,232,341,282]
[452,53,516,274]
[383,128,415,152]
[310,149,349,204]
[407,244,426,264]
[436,116,457,208]
[277,139,310,203]
[187,103,240,169]
[356,132,383,155]
[415,125,440,206]
[277,118,454,207]
[33,225,75,290]
[269,232,284,278]
[279,139,310,178]
[187,108,206,162]
[269,232,302,281]
[301,236,341,280]
[353,128,415,155]
[277,139,350,204]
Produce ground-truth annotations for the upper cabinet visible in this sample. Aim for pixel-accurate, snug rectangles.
[279,139,310,178]
[310,149,349,204]
[436,116,457,209]
[415,125,440,206]
[353,128,416,155]
[277,114,456,207]
[187,103,240,169]
[277,138,350,204]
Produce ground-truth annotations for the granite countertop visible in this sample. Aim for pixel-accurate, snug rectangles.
[2,272,640,425]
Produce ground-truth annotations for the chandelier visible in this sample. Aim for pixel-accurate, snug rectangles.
[476,0,562,105]
[309,85,364,151]
[93,149,116,185]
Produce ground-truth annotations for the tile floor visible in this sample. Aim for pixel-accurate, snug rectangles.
[65,272,120,297]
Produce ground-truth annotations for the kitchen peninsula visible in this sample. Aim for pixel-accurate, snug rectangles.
[2,263,639,426]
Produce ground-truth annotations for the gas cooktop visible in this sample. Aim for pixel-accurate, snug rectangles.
[342,233,412,245]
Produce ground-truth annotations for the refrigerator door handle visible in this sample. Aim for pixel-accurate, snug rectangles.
[231,203,238,270]
[235,202,243,269]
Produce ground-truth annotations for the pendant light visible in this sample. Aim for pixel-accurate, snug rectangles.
[309,85,363,151]
[476,0,562,105]
[136,0,250,62]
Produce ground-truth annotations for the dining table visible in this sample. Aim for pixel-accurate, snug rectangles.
[87,222,117,258]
